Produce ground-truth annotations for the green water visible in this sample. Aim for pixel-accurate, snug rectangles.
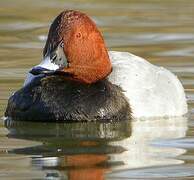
[0,0,194,179]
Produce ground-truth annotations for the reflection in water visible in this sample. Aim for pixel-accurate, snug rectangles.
[4,116,187,179]
[5,120,131,179]
[110,117,187,170]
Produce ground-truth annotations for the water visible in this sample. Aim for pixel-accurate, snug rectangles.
[0,0,194,179]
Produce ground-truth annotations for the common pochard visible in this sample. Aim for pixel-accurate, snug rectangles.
[5,10,188,122]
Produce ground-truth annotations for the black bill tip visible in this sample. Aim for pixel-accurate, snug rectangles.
[30,67,55,75]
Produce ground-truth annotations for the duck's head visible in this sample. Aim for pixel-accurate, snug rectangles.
[31,10,112,84]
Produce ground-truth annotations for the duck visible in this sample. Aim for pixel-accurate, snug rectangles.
[5,10,188,122]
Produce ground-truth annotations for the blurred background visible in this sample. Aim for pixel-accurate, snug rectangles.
[0,0,194,179]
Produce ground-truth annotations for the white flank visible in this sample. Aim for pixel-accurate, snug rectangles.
[108,51,188,118]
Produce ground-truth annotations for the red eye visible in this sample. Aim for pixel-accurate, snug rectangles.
[76,32,82,38]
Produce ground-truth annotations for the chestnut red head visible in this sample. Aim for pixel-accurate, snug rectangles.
[33,10,112,84]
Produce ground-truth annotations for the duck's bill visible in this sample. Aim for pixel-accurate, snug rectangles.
[30,56,60,76]
[30,43,68,76]
[24,44,68,86]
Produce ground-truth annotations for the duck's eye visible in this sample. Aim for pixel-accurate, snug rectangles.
[60,41,64,48]
[76,32,82,39]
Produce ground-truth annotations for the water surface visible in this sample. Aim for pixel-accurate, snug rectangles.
[0,0,194,179]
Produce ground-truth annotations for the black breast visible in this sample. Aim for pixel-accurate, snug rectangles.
[5,75,131,122]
